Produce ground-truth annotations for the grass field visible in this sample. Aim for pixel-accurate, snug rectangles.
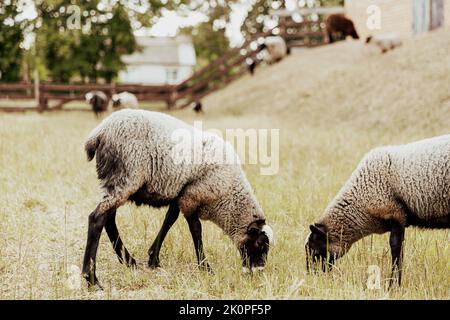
[0,29,449,299]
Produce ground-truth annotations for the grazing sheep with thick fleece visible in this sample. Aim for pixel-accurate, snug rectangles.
[366,33,402,53]
[82,109,274,289]
[306,135,450,286]
[112,91,139,109]
[85,91,108,117]
[326,14,359,43]
[260,36,288,65]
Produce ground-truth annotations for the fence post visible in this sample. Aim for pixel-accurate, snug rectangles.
[166,87,178,109]
[110,83,116,100]
[34,70,40,109]
[38,83,48,112]
[279,16,286,37]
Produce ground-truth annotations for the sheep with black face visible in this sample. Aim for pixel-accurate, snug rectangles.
[306,135,450,286]
[85,91,108,117]
[111,91,139,109]
[82,109,274,289]
[260,36,288,65]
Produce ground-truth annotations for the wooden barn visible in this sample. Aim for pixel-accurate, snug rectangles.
[345,0,450,39]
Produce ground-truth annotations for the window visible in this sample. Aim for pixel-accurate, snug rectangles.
[166,68,178,84]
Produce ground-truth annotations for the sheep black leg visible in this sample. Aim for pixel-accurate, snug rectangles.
[105,209,136,267]
[389,221,405,288]
[148,202,180,268]
[186,213,213,273]
[82,207,108,290]
[328,32,334,43]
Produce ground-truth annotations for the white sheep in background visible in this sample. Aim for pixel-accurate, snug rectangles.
[366,33,402,53]
[82,109,274,289]
[261,36,288,64]
[111,91,139,109]
[306,134,450,287]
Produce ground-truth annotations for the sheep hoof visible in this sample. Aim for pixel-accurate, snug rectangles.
[148,260,161,269]
[199,262,214,274]
[87,281,104,291]
[121,257,137,268]
[388,278,401,290]
[126,258,137,268]
[83,273,104,291]
[91,283,104,292]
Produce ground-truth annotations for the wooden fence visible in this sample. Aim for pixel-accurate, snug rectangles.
[0,18,329,113]
[0,82,176,112]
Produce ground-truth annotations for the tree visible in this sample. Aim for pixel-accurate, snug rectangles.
[34,0,188,83]
[98,4,137,83]
[181,1,233,66]
[241,0,273,38]
[0,1,27,82]
[72,3,138,83]
[242,0,345,38]
[35,1,135,83]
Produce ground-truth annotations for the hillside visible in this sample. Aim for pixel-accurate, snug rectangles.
[201,27,450,132]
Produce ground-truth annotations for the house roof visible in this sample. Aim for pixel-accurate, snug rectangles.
[122,35,196,66]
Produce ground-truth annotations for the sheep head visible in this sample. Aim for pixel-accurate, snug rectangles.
[240,219,273,274]
[111,94,121,108]
[305,223,339,273]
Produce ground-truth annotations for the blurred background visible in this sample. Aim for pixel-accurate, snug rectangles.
[2,0,446,112]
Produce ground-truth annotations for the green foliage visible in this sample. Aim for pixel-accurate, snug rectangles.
[33,0,190,83]
[319,0,345,6]
[100,5,138,82]
[181,1,233,67]
[242,0,345,38]
[0,1,27,82]
[35,0,139,83]
[241,0,272,38]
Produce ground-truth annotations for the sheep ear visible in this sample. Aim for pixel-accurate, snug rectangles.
[262,225,274,245]
[247,221,261,236]
[247,219,266,237]
[309,224,326,236]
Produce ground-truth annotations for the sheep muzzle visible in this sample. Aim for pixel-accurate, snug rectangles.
[240,220,271,273]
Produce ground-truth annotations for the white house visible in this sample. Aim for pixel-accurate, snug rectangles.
[119,35,197,85]
[345,0,450,39]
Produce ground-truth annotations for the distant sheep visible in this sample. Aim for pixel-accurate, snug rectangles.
[82,109,274,289]
[260,36,288,65]
[326,14,359,43]
[306,135,450,286]
[112,91,139,109]
[247,59,257,76]
[366,33,402,53]
[85,91,108,117]
[193,101,203,113]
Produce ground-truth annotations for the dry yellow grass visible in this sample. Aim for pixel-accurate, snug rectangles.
[0,28,449,299]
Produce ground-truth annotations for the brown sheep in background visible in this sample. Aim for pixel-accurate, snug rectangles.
[326,14,359,43]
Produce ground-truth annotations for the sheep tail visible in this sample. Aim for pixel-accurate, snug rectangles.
[85,130,102,161]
